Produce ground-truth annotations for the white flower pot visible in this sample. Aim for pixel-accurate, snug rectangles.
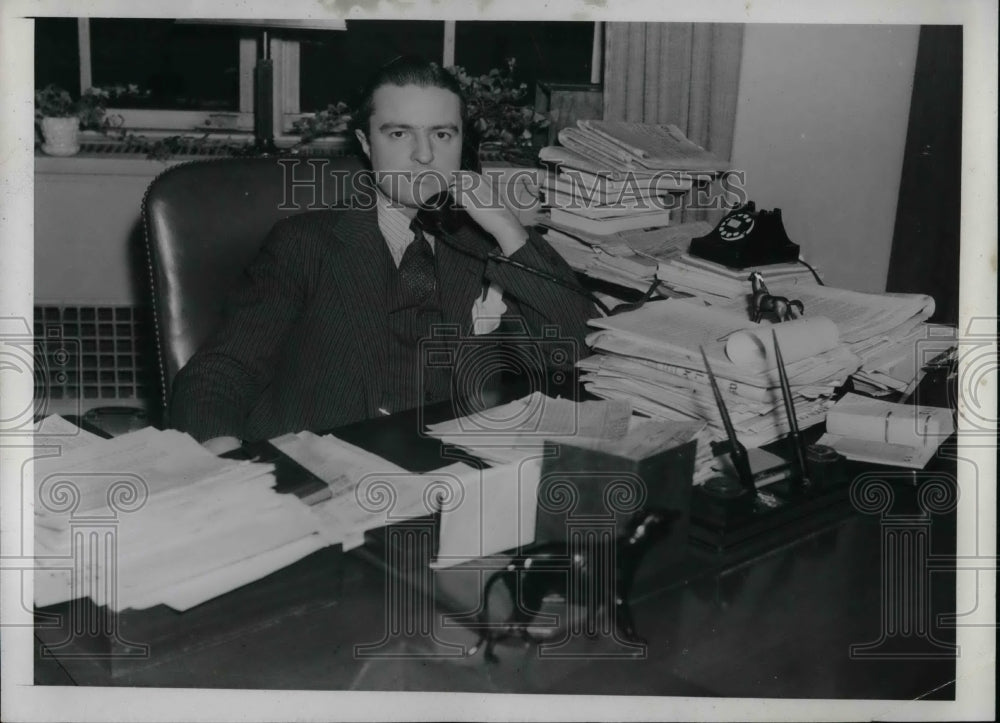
[40,116,80,156]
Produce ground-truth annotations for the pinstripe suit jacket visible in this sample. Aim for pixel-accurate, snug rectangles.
[169,208,595,442]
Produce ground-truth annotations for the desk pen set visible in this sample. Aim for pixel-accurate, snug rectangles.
[690,330,848,551]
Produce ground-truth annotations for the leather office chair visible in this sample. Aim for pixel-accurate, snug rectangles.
[142,155,366,425]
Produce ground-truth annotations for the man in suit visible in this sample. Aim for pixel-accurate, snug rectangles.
[170,57,595,453]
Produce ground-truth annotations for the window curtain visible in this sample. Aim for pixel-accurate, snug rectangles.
[603,23,745,223]
[603,22,744,159]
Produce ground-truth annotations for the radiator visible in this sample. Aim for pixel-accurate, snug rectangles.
[33,304,157,416]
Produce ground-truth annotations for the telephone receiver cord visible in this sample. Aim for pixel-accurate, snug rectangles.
[415,209,616,317]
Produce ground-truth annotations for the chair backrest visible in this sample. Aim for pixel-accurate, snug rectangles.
[142,155,366,422]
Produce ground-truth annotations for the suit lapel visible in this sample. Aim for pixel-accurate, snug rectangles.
[329,210,392,416]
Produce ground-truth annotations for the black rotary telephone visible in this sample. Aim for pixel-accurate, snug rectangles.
[689,202,800,268]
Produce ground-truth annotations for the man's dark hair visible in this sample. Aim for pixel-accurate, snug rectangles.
[352,55,468,138]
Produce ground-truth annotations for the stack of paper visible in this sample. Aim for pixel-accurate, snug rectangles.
[424,391,633,465]
[550,120,731,174]
[709,283,939,395]
[539,221,714,295]
[33,425,326,612]
[540,169,677,235]
[577,299,863,482]
[34,413,104,450]
[656,252,821,303]
[536,121,730,237]
[268,429,479,551]
[850,324,956,397]
[432,458,544,569]
[275,427,574,568]
[817,393,955,468]
[270,395,639,567]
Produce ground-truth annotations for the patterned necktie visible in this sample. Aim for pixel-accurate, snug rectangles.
[398,218,436,306]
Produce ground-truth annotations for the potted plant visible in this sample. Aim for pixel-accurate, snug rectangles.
[450,59,549,224]
[35,85,80,155]
[289,101,353,146]
[449,58,549,166]
[35,84,146,156]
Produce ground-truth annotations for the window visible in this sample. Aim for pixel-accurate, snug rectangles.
[299,21,445,113]
[297,20,596,111]
[34,17,79,93]
[35,17,254,132]
[89,19,242,111]
[453,21,596,100]
[34,18,600,140]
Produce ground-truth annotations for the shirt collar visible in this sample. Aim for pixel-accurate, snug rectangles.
[375,189,434,268]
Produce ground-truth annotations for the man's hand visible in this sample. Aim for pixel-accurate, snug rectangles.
[450,171,528,256]
[202,436,242,455]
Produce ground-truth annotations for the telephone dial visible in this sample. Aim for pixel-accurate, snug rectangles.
[689,202,801,269]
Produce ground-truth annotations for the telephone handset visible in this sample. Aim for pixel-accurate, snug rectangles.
[689,202,801,269]
[415,190,466,236]
[414,188,614,315]
[413,138,480,236]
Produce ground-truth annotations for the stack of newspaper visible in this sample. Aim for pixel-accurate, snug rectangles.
[33,421,327,612]
[537,120,730,238]
[542,120,731,175]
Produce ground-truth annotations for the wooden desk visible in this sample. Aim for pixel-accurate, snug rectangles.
[35,394,958,699]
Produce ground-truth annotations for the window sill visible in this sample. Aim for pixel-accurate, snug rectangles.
[34,134,538,177]
[35,153,184,177]
[34,132,356,175]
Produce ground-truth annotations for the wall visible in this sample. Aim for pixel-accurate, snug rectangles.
[730,24,919,293]
[34,156,179,305]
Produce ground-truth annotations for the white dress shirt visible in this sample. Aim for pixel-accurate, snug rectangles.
[375,190,435,268]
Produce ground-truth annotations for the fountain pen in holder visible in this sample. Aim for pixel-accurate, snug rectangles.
[769,330,847,493]
[692,348,757,526]
[772,330,810,491]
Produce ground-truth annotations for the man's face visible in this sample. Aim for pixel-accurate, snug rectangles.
[355,83,464,212]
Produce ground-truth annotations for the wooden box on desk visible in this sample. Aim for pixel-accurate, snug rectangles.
[534,81,603,146]
[431,425,700,624]
[536,435,698,566]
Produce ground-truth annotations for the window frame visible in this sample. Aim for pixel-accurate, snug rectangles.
[72,18,602,141]
[76,18,256,133]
